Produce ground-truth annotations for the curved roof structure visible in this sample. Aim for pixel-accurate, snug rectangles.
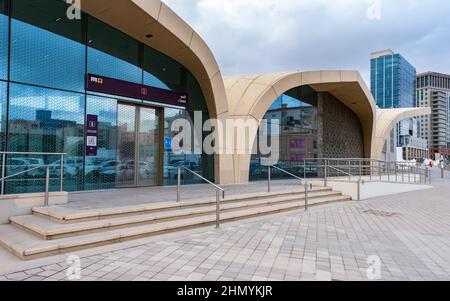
[78,0,228,119]
[224,70,376,158]
[78,0,231,183]
[375,108,431,159]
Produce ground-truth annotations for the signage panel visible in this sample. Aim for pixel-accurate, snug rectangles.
[86,74,188,107]
[86,114,98,157]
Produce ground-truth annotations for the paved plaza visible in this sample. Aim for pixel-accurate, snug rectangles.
[0,169,449,281]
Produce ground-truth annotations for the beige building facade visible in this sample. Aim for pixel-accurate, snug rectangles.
[0,0,431,191]
[86,0,431,185]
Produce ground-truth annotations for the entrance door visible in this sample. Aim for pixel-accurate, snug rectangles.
[117,103,159,187]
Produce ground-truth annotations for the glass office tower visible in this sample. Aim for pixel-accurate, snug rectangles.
[370,49,417,109]
[370,50,417,148]
[0,0,214,194]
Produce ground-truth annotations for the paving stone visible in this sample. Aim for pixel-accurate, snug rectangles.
[2,176,450,281]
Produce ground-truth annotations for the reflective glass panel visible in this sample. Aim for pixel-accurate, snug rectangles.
[0,0,8,81]
[10,0,85,92]
[84,95,118,191]
[87,16,141,84]
[0,81,6,150]
[250,86,319,181]
[138,107,159,186]
[117,103,136,187]
[7,83,85,193]
[143,46,183,90]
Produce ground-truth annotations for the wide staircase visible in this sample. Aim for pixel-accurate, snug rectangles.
[0,186,351,260]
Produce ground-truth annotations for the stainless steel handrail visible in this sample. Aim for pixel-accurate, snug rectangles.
[327,165,354,181]
[268,165,314,210]
[1,151,66,195]
[177,166,225,229]
[0,164,63,206]
[272,158,430,186]
[271,165,304,182]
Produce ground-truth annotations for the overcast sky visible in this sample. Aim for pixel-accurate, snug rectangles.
[162,0,450,85]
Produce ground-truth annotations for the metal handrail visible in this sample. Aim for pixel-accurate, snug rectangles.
[268,165,314,210]
[271,158,430,186]
[184,167,225,195]
[177,166,225,229]
[271,165,304,182]
[0,164,60,206]
[0,151,67,156]
[0,166,43,181]
[327,165,355,182]
[1,152,67,206]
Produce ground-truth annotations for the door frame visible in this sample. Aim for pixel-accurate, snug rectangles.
[116,101,163,188]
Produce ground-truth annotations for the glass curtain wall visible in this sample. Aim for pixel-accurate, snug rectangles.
[250,86,319,181]
[0,0,7,151]
[0,0,8,81]
[6,0,85,193]
[0,0,213,193]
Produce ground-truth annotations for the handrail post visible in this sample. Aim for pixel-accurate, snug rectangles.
[387,162,390,182]
[177,167,181,202]
[44,166,50,207]
[402,166,405,182]
[60,154,64,192]
[379,161,381,181]
[216,189,220,229]
[357,179,361,201]
[1,153,5,195]
[395,163,398,182]
[304,182,308,211]
[408,166,411,183]
[414,166,417,183]
[359,160,362,178]
[303,159,306,182]
[324,159,328,187]
[268,166,271,193]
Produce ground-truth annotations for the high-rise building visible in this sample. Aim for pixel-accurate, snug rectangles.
[371,49,416,109]
[370,50,426,159]
[416,72,450,159]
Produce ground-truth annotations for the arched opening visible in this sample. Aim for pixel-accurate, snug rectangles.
[250,85,365,181]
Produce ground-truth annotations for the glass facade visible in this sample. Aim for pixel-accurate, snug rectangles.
[7,83,84,193]
[0,81,6,150]
[0,0,213,194]
[10,0,85,92]
[370,52,417,109]
[87,17,141,84]
[0,0,8,81]
[250,86,318,181]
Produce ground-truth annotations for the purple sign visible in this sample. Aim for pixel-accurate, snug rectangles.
[290,139,306,149]
[86,74,188,107]
[86,115,98,157]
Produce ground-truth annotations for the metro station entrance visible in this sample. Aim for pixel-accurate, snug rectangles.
[116,103,161,187]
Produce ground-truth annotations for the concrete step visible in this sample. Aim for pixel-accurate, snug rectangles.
[11,191,342,240]
[0,194,352,259]
[32,187,332,224]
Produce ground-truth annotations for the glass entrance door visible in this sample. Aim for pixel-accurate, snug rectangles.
[138,107,159,186]
[117,103,159,187]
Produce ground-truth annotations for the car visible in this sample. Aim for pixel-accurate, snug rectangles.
[6,157,45,177]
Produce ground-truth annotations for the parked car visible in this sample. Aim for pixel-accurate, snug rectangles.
[6,157,45,177]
